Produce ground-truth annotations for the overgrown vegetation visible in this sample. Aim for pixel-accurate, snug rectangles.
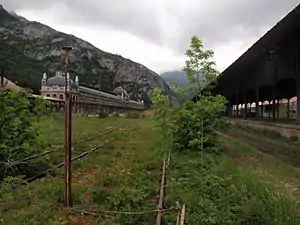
[229,123,299,144]
[151,35,300,224]
[0,89,47,180]
[152,36,226,154]
[223,124,300,165]
[0,117,162,224]
[165,151,300,224]
[1,35,300,224]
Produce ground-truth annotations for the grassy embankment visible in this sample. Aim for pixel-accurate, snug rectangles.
[220,124,300,206]
[0,115,299,224]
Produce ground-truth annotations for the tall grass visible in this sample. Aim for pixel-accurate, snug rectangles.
[164,152,300,224]
[231,123,299,144]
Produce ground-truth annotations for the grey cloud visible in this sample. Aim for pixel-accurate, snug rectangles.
[1,0,299,54]
[2,0,165,45]
[174,0,300,53]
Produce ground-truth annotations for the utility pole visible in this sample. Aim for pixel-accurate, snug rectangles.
[98,71,102,115]
[62,46,73,208]
[0,68,4,88]
[98,70,102,92]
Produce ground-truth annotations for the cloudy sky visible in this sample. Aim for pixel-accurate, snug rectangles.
[2,0,299,74]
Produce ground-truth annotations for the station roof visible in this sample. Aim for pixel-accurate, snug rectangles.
[217,4,300,89]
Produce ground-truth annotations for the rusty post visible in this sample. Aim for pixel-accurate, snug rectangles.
[0,68,4,88]
[62,46,73,208]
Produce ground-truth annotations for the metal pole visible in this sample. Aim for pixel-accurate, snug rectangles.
[287,99,290,119]
[1,68,4,88]
[63,46,73,208]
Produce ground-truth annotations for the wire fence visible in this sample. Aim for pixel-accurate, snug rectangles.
[1,125,133,189]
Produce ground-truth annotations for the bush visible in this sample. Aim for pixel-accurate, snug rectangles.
[172,95,226,152]
[0,89,46,180]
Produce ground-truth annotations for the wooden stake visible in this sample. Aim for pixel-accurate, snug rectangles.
[179,205,185,225]
[175,209,181,225]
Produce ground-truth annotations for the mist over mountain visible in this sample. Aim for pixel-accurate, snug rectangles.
[160,70,188,88]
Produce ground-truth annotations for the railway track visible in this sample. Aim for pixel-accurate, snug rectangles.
[11,125,127,167]
[26,139,113,182]
[68,149,185,224]
[6,125,134,186]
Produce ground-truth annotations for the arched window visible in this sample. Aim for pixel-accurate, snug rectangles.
[60,94,64,100]
[46,94,50,97]
[72,95,76,102]
[53,94,57,98]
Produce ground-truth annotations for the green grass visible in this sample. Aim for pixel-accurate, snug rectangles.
[223,124,300,166]
[164,151,300,224]
[1,115,300,224]
[220,125,300,209]
[230,123,299,145]
[21,114,139,178]
[0,115,164,224]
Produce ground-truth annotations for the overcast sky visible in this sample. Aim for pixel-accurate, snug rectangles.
[2,0,299,74]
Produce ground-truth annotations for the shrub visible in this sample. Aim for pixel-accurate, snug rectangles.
[0,89,46,180]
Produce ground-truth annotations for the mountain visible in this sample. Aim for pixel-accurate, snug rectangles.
[162,70,208,101]
[0,5,17,23]
[0,6,170,106]
[161,70,188,88]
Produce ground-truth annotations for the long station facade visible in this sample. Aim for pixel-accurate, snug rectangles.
[39,71,145,113]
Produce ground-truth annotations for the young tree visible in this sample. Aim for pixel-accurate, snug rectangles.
[172,35,226,153]
[152,35,226,154]
[151,87,173,151]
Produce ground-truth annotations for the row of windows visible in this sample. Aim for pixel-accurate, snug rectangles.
[45,93,78,101]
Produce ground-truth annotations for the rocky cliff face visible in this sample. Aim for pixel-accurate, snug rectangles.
[0,6,170,106]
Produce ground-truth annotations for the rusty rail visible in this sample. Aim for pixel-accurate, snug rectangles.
[26,139,112,183]
[71,125,126,145]
[167,148,171,168]
[11,149,62,166]
[9,126,126,167]
[156,159,166,225]
[69,206,178,216]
